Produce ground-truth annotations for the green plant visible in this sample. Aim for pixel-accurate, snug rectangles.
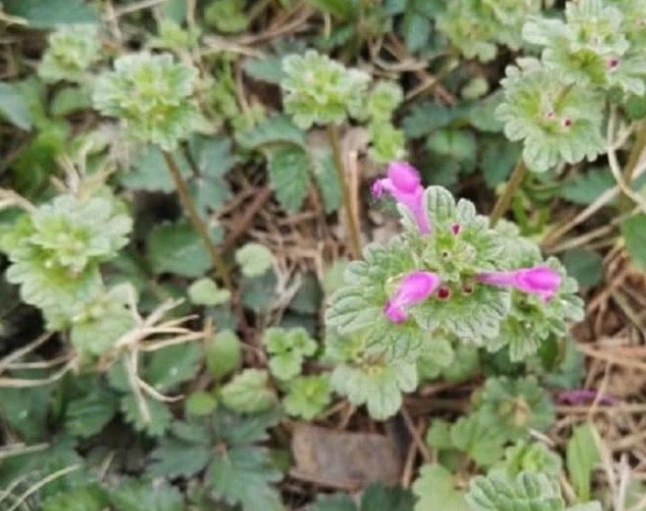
[325,163,583,419]
[38,24,101,83]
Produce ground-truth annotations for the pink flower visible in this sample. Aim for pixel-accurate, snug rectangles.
[372,162,431,235]
[477,266,561,302]
[384,271,440,323]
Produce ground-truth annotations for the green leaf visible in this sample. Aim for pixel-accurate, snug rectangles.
[450,416,506,468]
[213,408,283,446]
[145,343,203,391]
[0,81,32,130]
[427,129,477,168]
[236,115,306,150]
[402,102,464,139]
[51,86,92,116]
[560,170,615,206]
[621,214,646,270]
[267,146,311,213]
[65,387,118,438]
[122,146,190,193]
[43,485,109,511]
[264,327,318,380]
[243,56,287,84]
[475,377,555,441]
[241,270,279,312]
[3,0,99,28]
[220,369,278,414]
[120,395,172,437]
[481,139,521,188]
[109,479,183,511]
[205,330,242,381]
[209,446,284,511]
[70,286,136,356]
[0,383,51,441]
[412,464,470,511]
[442,345,480,384]
[204,0,249,33]
[188,277,231,306]
[304,0,354,20]
[147,221,217,277]
[360,483,415,511]
[566,423,600,503]
[331,360,417,420]
[236,243,274,277]
[312,150,342,214]
[497,441,563,479]
[149,438,211,478]
[185,391,217,416]
[402,10,431,52]
[309,494,356,511]
[283,375,332,420]
[466,472,564,511]
[560,249,603,289]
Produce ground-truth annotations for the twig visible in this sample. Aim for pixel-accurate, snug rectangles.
[607,107,646,215]
[221,186,273,253]
[490,159,527,227]
[401,407,432,463]
[0,443,48,460]
[108,0,170,17]
[7,464,80,511]
[327,125,362,259]
[620,120,646,210]
[0,357,76,388]
[162,150,233,291]
[0,333,53,374]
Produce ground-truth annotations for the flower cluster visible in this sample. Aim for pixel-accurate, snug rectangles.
[0,194,132,330]
[437,0,542,62]
[93,52,200,150]
[325,162,583,419]
[498,0,646,172]
[38,24,102,83]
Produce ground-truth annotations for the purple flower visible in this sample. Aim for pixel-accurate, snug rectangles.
[372,162,431,235]
[477,266,561,302]
[384,271,440,324]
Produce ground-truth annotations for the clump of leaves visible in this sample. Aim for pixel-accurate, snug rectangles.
[437,0,542,62]
[281,49,370,129]
[263,327,318,381]
[220,369,278,414]
[38,24,101,83]
[93,52,200,150]
[496,59,605,172]
[325,175,583,419]
[523,0,646,95]
[283,375,332,420]
[473,377,555,440]
[0,194,132,329]
[149,409,285,511]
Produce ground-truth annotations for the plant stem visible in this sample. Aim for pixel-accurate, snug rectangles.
[489,159,527,227]
[619,121,646,211]
[326,125,362,259]
[161,150,233,291]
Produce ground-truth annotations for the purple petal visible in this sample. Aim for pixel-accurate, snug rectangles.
[372,162,432,235]
[383,271,440,324]
[477,266,561,302]
[387,162,422,193]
